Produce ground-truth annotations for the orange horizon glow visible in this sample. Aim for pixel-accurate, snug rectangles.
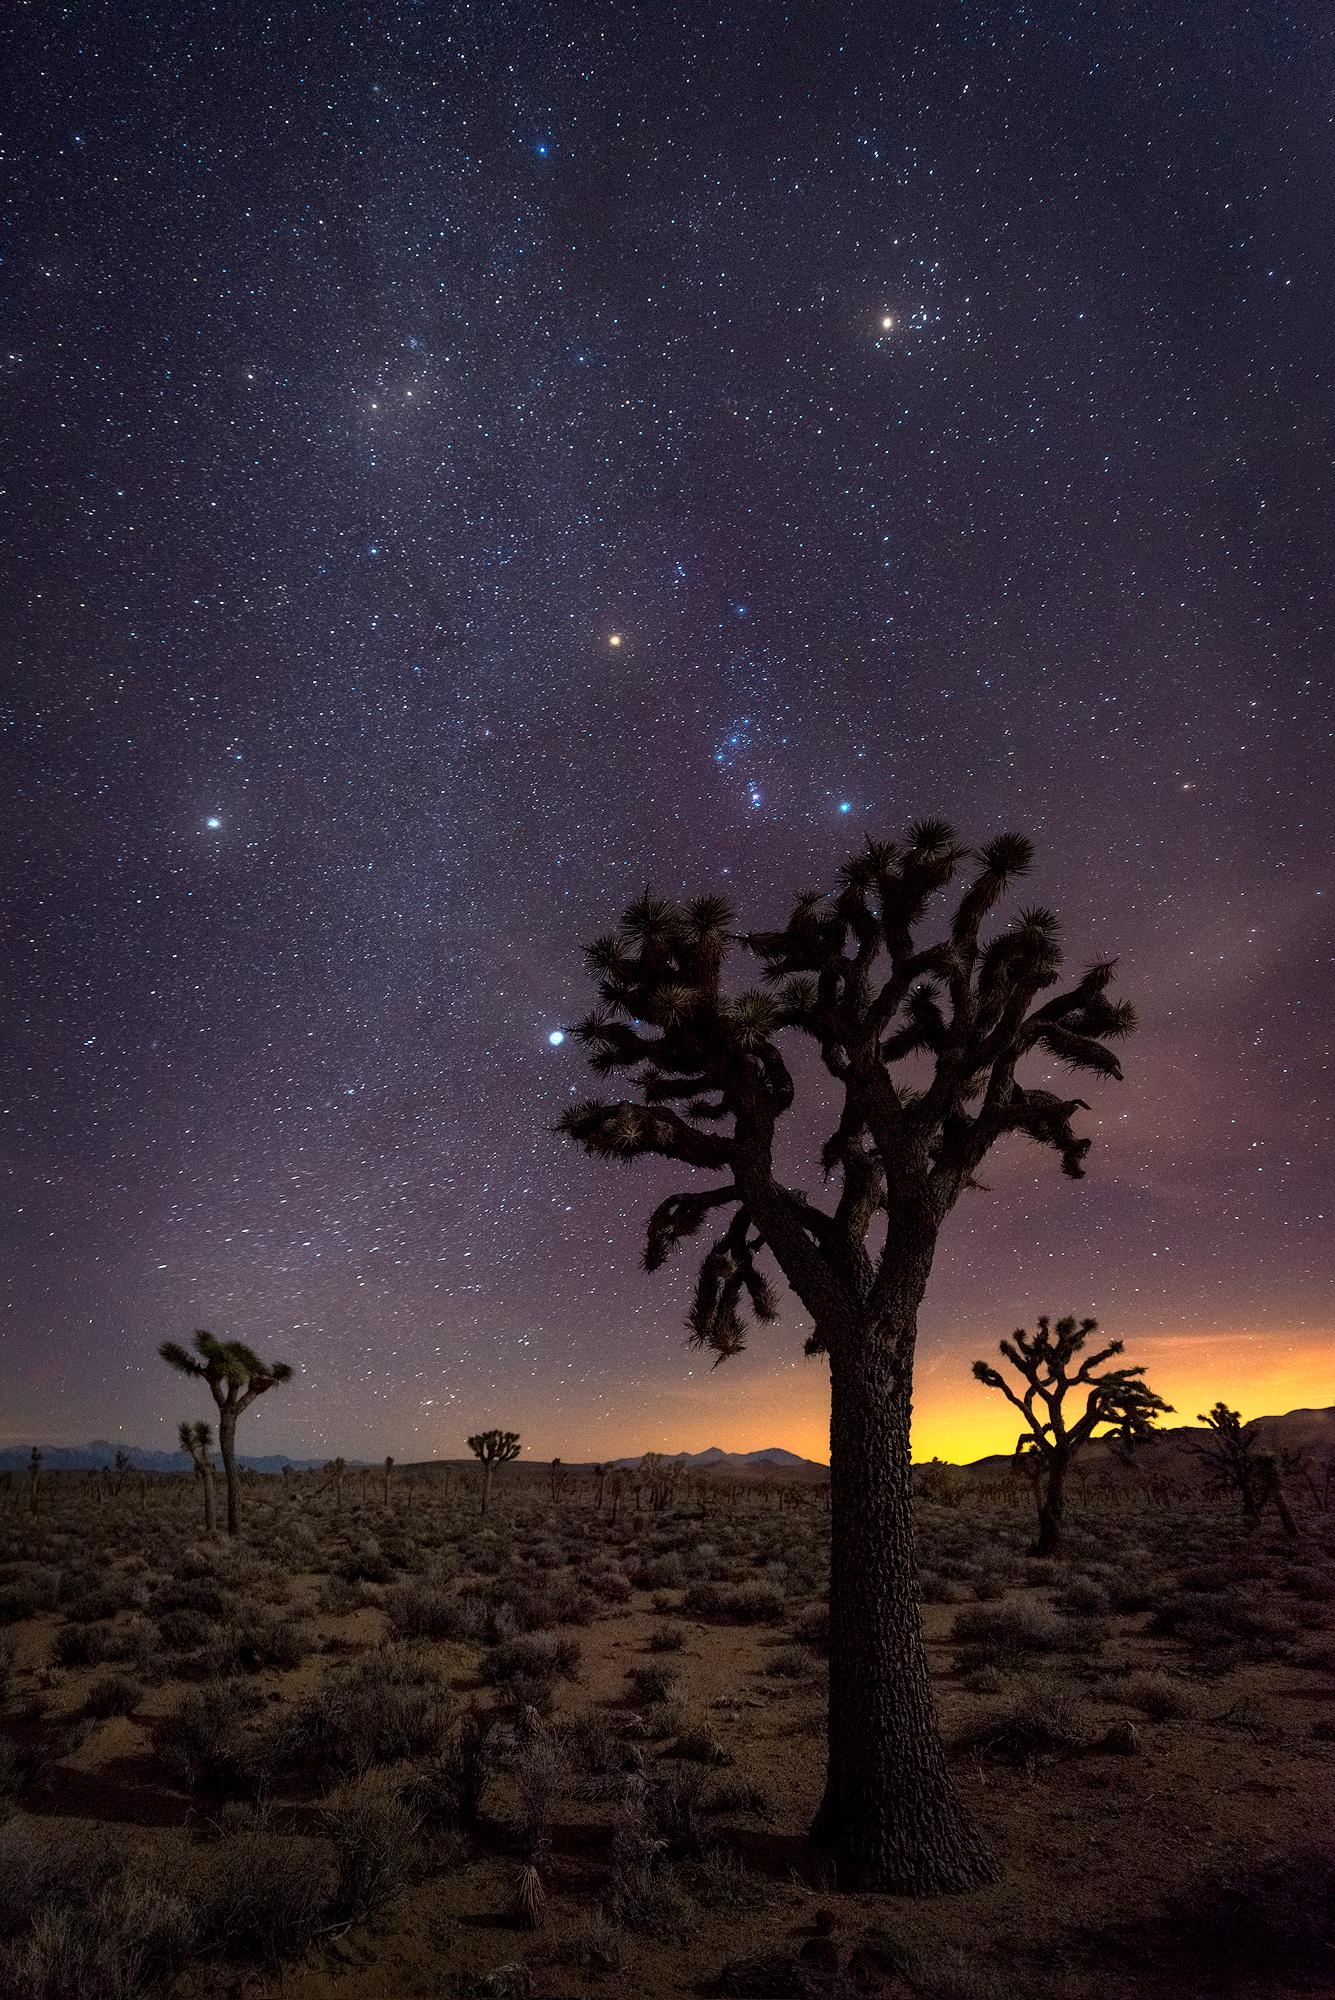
[391,1321,1333,1469]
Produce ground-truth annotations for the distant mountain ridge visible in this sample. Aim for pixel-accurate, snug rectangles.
[0,1439,329,1475]
[609,1445,824,1471]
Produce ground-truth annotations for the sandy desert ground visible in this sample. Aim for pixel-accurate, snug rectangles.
[1,1461,1332,1999]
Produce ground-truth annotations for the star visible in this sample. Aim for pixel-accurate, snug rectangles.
[608,632,623,648]
[205,816,222,830]
[547,1030,565,1046]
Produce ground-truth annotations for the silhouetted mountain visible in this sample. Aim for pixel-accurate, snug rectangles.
[610,1445,826,1471]
[950,1405,1334,1477]
[0,1439,329,1474]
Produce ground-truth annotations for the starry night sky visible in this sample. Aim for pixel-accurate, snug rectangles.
[4,3,1332,1466]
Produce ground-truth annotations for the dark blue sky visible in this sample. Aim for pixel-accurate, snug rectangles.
[3,3,1331,1462]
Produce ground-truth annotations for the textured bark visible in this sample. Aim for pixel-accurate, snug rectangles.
[814,1275,997,1894]
[1035,1451,1068,1556]
[218,1413,241,1537]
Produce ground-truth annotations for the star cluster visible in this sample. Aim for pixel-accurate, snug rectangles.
[2,3,1331,1462]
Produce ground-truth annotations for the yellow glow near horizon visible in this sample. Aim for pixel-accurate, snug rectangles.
[416,1322,1332,1469]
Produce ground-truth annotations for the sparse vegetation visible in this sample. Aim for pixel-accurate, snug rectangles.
[0,1440,1327,1999]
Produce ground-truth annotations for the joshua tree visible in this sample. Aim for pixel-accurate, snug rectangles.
[159,1330,293,1537]
[468,1429,520,1517]
[178,1419,218,1535]
[28,1447,41,1517]
[557,823,1135,1893]
[549,1456,563,1503]
[383,1456,395,1511]
[1192,1402,1299,1536]
[591,1463,609,1511]
[971,1314,1171,1555]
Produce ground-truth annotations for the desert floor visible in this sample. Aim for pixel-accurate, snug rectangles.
[1,1470,1331,1998]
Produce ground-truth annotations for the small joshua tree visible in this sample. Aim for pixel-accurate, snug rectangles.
[178,1419,218,1535]
[383,1456,395,1511]
[468,1429,520,1518]
[1192,1402,1299,1537]
[28,1447,41,1518]
[557,823,1135,1892]
[159,1330,293,1537]
[972,1314,1171,1555]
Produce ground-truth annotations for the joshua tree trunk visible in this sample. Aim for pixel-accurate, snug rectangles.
[813,1281,997,1895]
[481,1461,494,1518]
[1035,1451,1069,1556]
[218,1413,241,1537]
[202,1459,217,1535]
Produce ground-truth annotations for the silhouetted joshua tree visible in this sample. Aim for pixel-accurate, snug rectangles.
[159,1330,293,1537]
[28,1447,41,1517]
[1192,1401,1299,1537]
[178,1419,218,1535]
[468,1429,520,1517]
[972,1314,1170,1555]
[557,822,1135,1894]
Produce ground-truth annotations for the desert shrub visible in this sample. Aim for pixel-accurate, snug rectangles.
[684,1580,786,1624]
[399,1714,492,1837]
[151,1574,223,1617]
[558,1911,624,1972]
[763,1645,814,1680]
[955,1679,1085,1766]
[669,1725,732,1765]
[0,1566,62,1621]
[0,1822,195,2000]
[637,1554,687,1590]
[950,1602,1084,1671]
[920,1571,970,1605]
[1120,1671,1195,1721]
[703,1952,812,1997]
[1171,1844,1335,1972]
[582,1565,632,1603]
[626,1662,678,1705]
[318,1574,373,1615]
[1058,1577,1112,1616]
[198,1607,313,1675]
[484,1631,581,1686]
[153,1683,270,1798]
[83,1672,140,1719]
[61,1579,142,1623]
[185,1828,330,1961]
[558,1707,623,1777]
[704,1774,771,1817]
[648,1621,686,1652]
[386,1580,480,1642]
[285,1647,454,1776]
[686,1845,765,1909]
[509,1735,571,1853]
[791,1602,829,1652]
[53,1619,122,1668]
[327,1785,422,1922]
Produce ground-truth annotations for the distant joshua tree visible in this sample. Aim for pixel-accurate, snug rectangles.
[159,1330,293,1537]
[972,1314,1171,1554]
[557,823,1135,1893]
[383,1456,395,1511]
[467,1429,520,1517]
[1192,1401,1299,1537]
[28,1447,41,1517]
[178,1419,218,1534]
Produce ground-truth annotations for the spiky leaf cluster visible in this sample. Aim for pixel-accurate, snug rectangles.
[160,1330,294,1416]
[467,1429,522,1466]
[557,825,1136,1358]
